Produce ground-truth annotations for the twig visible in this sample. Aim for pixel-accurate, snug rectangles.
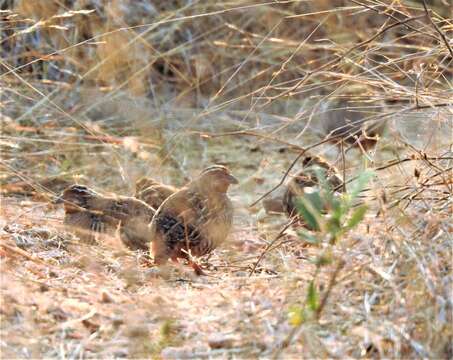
[421,0,453,57]
[340,140,346,193]
[249,134,344,207]
[349,0,439,41]
[374,156,453,172]
[388,165,453,210]
[266,15,425,103]
[48,309,97,332]
[272,258,346,359]
[411,102,452,110]
[248,219,295,277]
[272,259,346,359]
[196,130,305,151]
[315,259,346,319]
[0,243,48,265]
[249,101,451,208]
[249,150,307,207]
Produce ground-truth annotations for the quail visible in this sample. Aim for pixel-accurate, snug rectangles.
[321,97,386,150]
[60,184,155,251]
[283,155,343,225]
[149,165,238,275]
[135,177,177,210]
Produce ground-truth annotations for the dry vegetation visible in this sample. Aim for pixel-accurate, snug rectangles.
[1,0,452,358]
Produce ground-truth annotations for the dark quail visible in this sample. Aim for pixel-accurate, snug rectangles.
[60,184,155,251]
[149,165,238,275]
[135,177,177,210]
[283,155,344,225]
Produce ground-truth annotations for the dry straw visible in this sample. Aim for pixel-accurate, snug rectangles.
[1,0,452,358]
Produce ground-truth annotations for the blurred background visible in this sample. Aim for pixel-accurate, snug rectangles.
[1,1,452,358]
[2,0,451,192]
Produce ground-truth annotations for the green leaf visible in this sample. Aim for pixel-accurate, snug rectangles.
[297,229,319,244]
[303,187,324,213]
[321,188,335,210]
[331,194,344,219]
[307,281,319,312]
[325,214,342,238]
[313,166,330,191]
[314,252,333,266]
[346,205,368,229]
[349,170,374,201]
[296,197,321,231]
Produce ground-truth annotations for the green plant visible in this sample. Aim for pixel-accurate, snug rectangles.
[289,168,374,326]
[296,167,373,246]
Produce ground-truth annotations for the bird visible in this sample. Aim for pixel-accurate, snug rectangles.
[59,184,155,251]
[320,96,387,150]
[283,154,343,226]
[135,177,177,210]
[149,165,238,275]
[262,196,286,214]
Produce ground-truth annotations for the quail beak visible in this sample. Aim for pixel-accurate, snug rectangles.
[226,173,239,184]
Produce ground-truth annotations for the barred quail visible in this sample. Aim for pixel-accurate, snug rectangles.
[60,185,155,251]
[135,177,177,209]
[283,155,343,225]
[321,97,386,150]
[149,165,238,275]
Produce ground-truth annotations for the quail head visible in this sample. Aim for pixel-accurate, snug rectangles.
[283,155,343,227]
[321,95,386,150]
[135,177,177,210]
[149,165,238,275]
[60,184,155,251]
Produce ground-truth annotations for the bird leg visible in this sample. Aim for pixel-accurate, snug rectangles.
[138,252,154,267]
[188,259,206,276]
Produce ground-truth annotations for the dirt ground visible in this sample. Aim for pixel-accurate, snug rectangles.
[1,108,452,358]
[1,2,452,356]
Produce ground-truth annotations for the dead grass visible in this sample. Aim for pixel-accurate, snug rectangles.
[1,0,452,358]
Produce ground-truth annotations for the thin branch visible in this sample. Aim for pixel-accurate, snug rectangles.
[195,130,305,151]
[421,0,453,57]
[248,219,295,277]
[0,243,48,265]
[315,259,346,319]
[349,0,439,41]
[266,15,425,103]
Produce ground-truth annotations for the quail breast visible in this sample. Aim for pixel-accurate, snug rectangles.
[149,165,237,274]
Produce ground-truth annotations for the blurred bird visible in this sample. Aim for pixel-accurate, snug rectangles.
[60,184,155,251]
[321,96,387,150]
[149,165,238,275]
[262,196,286,214]
[135,177,177,210]
[283,155,343,225]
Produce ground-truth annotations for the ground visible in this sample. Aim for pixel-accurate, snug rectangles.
[1,110,451,358]
[1,1,452,358]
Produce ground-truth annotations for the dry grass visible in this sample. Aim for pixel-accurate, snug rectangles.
[1,0,452,358]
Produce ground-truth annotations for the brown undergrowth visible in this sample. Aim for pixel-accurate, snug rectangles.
[1,0,452,358]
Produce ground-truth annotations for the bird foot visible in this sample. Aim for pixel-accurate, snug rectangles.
[189,261,206,276]
[138,254,154,267]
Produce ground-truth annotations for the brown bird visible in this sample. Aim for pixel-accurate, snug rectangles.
[283,155,343,225]
[60,184,155,251]
[135,177,177,210]
[149,165,238,275]
[321,97,386,150]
